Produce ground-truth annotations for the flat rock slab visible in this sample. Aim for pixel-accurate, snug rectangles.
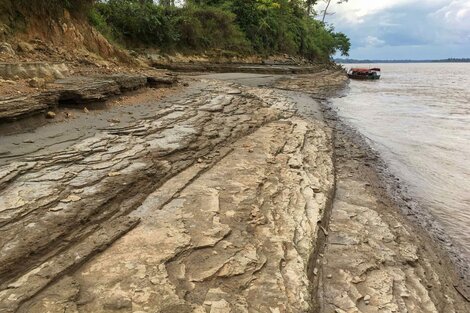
[10,117,334,313]
[0,79,334,313]
[0,95,48,120]
[0,62,69,80]
[153,62,334,75]
[319,116,470,313]
[0,73,177,121]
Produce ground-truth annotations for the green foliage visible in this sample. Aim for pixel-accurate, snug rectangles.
[90,0,350,60]
[88,6,116,42]
[173,6,250,52]
[92,0,249,52]
[15,0,94,16]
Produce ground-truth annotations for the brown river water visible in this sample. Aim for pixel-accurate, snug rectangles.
[331,63,470,261]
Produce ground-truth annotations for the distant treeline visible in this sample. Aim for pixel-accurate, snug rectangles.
[335,58,470,64]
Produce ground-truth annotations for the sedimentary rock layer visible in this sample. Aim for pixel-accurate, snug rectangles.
[152,62,337,75]
[0,73,177,120]
[0,79,334,312]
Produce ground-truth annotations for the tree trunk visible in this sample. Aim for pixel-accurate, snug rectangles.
[322,0,332,23]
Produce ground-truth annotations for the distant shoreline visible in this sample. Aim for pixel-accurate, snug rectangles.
[335,58,470,64]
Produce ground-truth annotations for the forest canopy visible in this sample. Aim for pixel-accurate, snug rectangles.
[89,0,350,60]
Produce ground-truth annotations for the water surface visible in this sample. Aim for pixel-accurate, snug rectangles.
[331,63,470,259]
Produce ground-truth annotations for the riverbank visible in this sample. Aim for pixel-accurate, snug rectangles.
[318,105,470,312]
[0,67,468,312]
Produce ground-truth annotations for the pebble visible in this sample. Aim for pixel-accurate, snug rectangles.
[60,194,81,203]
[46,111,56,119]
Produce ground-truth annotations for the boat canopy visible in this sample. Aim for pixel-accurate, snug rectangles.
[350,68,381,72]
[350,68,370,73]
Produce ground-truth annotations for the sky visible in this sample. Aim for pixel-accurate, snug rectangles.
[315,0,470,60]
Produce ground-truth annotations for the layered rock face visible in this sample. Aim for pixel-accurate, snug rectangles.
[0,74,177,120]
[0,79,334,312]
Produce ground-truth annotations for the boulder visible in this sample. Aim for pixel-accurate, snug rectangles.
[28,77,46,88]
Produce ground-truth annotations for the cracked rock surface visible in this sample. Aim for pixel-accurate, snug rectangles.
[319,110,470,313]
[0,70,468,313]
[0,77,335,312]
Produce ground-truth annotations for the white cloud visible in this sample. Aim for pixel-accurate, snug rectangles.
[431,1,470,32]
[315,0,418,24]
[425,1,470,44]
[364,36,385,47]
[317,0,470,58]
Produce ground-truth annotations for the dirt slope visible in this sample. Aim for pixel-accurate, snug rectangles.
[0,1,131,65]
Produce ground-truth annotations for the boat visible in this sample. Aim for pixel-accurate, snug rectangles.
[347,67,381,80]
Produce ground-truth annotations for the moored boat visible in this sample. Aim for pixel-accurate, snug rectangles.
[348,67,381,80]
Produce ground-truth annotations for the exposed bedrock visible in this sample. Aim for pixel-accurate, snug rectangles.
[0,62,70,80]
[1,71,468,313]
[0,79,334,312]
[0,73,177,120]
[318,111,470,313]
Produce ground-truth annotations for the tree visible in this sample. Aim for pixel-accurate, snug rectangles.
[332,31,350,56]
[92,0,351,59]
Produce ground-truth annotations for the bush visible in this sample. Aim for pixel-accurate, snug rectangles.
[93,0,177,46]
[93,1,249,52]
[174,6,249,52]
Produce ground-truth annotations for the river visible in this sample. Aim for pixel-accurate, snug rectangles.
[331,63,470,261]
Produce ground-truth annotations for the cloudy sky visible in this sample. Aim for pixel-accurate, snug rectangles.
[315,0,470,59]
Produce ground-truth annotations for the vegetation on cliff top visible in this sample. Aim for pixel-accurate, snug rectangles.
[91,0,350,60]
[2,0,350,61]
